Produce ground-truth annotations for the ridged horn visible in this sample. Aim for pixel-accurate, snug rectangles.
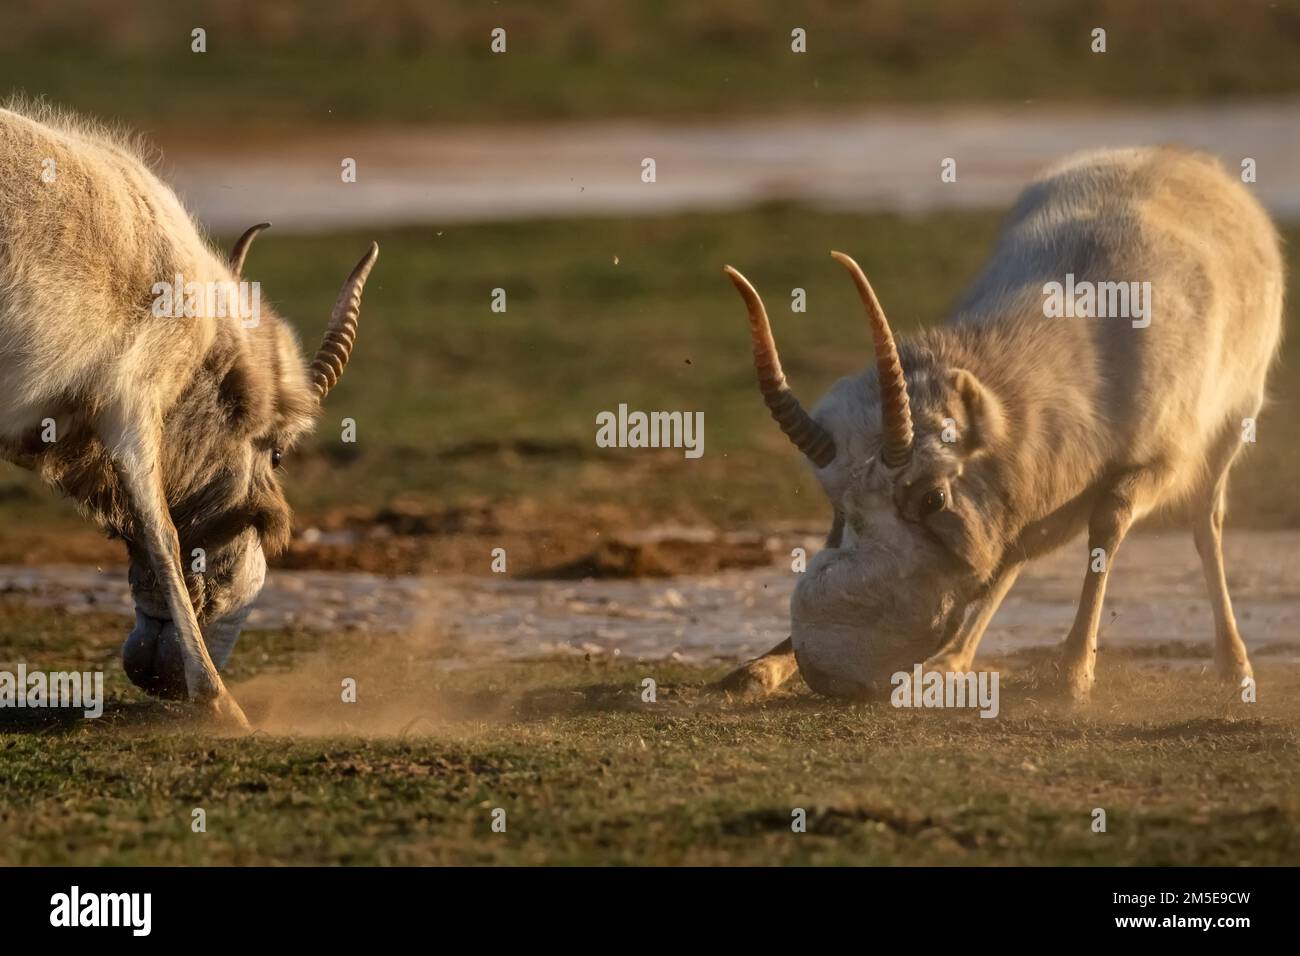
[310,242,379,401]
[228,222,271,279]
[830,251,913,469]
[724,265,836,467]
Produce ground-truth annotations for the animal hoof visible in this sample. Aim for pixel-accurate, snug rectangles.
[1215,657,1253,686]
[203,693,252,733]
[921,654,970,674]
[1061,669,1094,703]
[711,659,789,698]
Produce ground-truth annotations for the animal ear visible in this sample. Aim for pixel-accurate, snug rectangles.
[217,354,271,436]
[948,368,1007,454]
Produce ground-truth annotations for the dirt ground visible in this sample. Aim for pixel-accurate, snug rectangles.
[0,501,794,576]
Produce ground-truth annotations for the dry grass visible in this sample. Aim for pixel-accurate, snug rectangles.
[1,601,1296,864]
[1,1,1297,128]
[1,209,1297,573]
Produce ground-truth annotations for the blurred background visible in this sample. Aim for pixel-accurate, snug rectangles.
[1,0,1297,575]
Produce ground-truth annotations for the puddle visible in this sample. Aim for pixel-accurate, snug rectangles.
[161,101,1300,233]
[2,530,1298,665]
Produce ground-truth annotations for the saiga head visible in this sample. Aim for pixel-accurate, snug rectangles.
[123,226,379,697]
[724,252,1006,697]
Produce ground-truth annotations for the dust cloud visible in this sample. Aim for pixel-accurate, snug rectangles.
[230,605,510,737]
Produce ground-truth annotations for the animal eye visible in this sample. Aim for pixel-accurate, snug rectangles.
[920,488,946,516]
[270,448,283,468]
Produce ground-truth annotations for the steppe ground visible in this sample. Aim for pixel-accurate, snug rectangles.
[1,207,1297,866]
[2,209,1298,864]
[1,210,1298,573]
[2,0,1299,865]
[2,601,1297,865]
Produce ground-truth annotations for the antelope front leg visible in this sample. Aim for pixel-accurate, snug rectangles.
[713,515,845,697]
[924,561,1023,672]
[713,637,799,696]
[109,424,250,731]
[1060,469,1165,701]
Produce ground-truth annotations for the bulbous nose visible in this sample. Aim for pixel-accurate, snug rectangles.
[796,655,872,699]
[122,605,254,700]
[122,612,188,699]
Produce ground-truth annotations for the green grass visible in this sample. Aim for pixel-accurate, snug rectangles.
[1,205,1298,549]
[1,602,1296,865]
[3,0,1299,131]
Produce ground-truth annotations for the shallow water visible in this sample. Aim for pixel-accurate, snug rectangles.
[3,529,1297,665]
[163,101,1300,233]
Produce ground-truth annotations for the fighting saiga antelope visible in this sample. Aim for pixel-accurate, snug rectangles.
[719,146,1283,699]
[0,104,378,728]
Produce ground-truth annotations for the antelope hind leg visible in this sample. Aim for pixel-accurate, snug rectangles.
[1190,424,1254,685]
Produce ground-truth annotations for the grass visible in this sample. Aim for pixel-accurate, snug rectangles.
[2,1,1299,132]
[1,601,1296,865]
[1,205,1297,568]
